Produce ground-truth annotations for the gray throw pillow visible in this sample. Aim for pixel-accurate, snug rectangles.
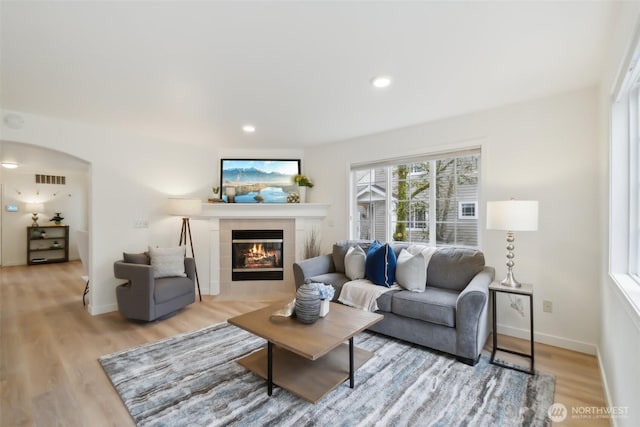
[123,252,150,265]
[148,246,186,278]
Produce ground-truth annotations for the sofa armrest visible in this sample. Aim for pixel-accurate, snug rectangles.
[293,254,335,290]
[455,266,495,360]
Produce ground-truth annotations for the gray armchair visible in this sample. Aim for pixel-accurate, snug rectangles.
[114,256,196,321]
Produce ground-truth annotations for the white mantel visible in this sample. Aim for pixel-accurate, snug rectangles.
[198,202,330,219]
[201,203,330,296]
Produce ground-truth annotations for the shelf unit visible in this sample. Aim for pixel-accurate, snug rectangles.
[27,225,69,265]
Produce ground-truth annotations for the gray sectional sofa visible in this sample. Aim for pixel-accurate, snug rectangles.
[293,240,495,365]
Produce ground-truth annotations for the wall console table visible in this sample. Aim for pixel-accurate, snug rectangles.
[489,281,535,375]
[27,225,69,265]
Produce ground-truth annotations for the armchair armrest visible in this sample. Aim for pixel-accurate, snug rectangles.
[184,257,195,281]
[455,266,495,360]
[114,261,155,301]
[293,254,335,289]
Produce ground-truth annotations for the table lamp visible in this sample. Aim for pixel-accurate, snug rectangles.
[25,202,45,227]
[486,199,538,287]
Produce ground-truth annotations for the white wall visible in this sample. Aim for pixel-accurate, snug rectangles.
[304,86,601,354]
[1,167,88,265]
[597,2,640,426]
[0,110,219,315]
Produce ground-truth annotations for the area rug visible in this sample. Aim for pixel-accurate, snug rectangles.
[99,322,555,427]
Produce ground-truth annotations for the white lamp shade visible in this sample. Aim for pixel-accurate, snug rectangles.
[168,198,202,216]
[25,202,44,213]
[486,200,538,231]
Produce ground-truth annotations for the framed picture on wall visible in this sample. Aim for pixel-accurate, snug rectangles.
[220,159,301,203]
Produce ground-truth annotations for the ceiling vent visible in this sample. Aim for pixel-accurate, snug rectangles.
[35,174,66,185]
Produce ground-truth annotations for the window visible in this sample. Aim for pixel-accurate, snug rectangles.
[458,202,478,219]
[611,41,640,291]
[352,149,480,247]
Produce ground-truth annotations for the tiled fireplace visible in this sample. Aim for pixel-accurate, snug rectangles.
[219,219,294,299]
[201,203,329,300]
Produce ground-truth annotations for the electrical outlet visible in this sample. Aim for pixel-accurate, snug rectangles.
[543,300,553,313]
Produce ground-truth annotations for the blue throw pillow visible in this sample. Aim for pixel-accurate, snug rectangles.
[365,241,397,287]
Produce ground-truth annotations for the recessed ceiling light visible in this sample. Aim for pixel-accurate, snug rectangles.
[371,76,392,88]
[1,161,19,169]
[242,125,256,133]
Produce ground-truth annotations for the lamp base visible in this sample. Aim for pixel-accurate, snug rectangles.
[500,269,522,288]
[31,214,39,227]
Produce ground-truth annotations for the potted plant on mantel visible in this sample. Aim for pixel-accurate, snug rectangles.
[293,174,314,203]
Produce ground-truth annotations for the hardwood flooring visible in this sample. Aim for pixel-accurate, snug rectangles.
[1,262,609,426]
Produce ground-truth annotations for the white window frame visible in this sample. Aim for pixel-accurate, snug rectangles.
[610,40,640,318]
[458,201,478,220]
[350,148,480,247]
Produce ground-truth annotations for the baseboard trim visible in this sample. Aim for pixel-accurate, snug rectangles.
[90,302,118,315]
[595,345,619,427]
[496,323,597,355]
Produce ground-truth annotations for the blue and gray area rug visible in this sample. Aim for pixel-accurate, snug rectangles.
[99,322,555,427]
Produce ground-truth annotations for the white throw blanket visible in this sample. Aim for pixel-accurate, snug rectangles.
[338,279,401,311]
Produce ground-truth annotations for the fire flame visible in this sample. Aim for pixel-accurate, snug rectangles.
[243,243,280,267]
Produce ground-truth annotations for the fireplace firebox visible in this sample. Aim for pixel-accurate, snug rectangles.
[232,230,284,281]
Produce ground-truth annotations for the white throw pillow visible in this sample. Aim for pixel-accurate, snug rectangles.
[149,246,186,279]
[406,244,438,285]
[407,244,438,260]
[344,245,366,280]
[396,248,427,292]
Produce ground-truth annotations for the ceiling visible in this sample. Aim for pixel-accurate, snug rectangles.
[0,1,618,149]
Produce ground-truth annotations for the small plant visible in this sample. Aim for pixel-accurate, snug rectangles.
[293,174,314,188]
[50,212,64,225]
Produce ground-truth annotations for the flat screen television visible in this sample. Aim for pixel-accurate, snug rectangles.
[220,158,301,203]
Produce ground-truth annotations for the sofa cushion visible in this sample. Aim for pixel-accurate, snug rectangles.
[332,244,348,273]
[365,241,397,287]
[426,248,485,292]
[391,288,459,327]
[154,276,194,303]
[309,273,350,301]
[395,249,427,292]
[345,245,366,280]
[375,289,402,312]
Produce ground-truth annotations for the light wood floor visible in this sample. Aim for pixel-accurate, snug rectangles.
[1,262,609,426]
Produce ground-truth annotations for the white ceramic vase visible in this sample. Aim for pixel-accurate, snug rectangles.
[297,186,307,203]
[319,299,330,317]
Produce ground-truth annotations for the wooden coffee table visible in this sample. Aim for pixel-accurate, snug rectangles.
[228,301,383,403]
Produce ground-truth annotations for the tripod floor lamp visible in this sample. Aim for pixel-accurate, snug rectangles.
[168,198,202,301]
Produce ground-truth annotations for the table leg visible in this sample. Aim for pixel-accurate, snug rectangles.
[529,294,535,374]
[490,290,497,363]
[349,337,354,388]
[267,341,273,396]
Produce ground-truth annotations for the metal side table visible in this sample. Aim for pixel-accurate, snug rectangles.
[489,282,535,375]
